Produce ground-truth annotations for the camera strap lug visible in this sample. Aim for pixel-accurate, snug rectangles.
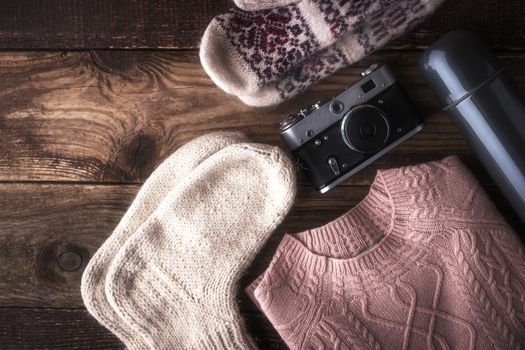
[327,157,341,176]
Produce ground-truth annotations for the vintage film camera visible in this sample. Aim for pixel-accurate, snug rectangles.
[280,63,424,193]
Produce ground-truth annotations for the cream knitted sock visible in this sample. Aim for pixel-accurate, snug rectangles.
[233,0,300,11]
[105,143,296,349]
[81,131,248,349]
[238,0,444,107]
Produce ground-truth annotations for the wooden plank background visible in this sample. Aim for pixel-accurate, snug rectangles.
[0,0,524,50]
[0,0,524,349]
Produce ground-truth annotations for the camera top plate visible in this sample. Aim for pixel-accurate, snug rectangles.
[281,63,396,151]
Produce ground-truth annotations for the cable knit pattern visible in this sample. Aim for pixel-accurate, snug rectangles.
[247,156,525,349]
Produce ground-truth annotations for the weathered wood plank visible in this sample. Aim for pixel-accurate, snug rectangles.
[0,308,124,350]
[0,0,524,50]
[2,50,525,183]
[1,1,524,349]
[0,181,523,309]
[0,0,230,50]
[0,181,523,348]
[0,184,136,308]
[0,307,288,350]
[0,182,377,308]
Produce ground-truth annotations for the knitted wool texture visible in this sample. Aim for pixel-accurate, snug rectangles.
[105,143,296,349]
[247,156,525,349]
[239,0,442,107]
[81,132,248,349]
[233,0,300,11]
[201,0,444,107]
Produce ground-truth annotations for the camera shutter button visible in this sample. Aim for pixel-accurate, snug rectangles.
[361,63,380,77]
[327,157,341,175]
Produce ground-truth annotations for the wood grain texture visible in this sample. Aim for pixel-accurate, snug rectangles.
[0,307,290,350]
[0,182,385,308]
[0,0,230,49]
[0,183,136,308]
[0,181,523,348]
[2,180,522,309]
[3,50,525,184]
[1,2,525,345]
[0,0,524,50]
[0,308,124,349]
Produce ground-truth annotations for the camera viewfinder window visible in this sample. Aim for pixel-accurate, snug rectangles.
[361,80,376,94]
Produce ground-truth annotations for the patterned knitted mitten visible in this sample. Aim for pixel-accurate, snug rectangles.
[201,0,406,96]
[105,143,296,349]
[239,0,444,107]
[81,132,248,349]
[200,0,443,106]
[233,0,300,11]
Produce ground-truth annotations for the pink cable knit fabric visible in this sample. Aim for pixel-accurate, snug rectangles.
[247,156,525,349]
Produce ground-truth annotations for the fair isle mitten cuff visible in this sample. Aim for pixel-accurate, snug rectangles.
[105,143,296,349]
[239,0,445,107]
[201,0,403,96]
[233,0,300,11]
[80,131,248,349]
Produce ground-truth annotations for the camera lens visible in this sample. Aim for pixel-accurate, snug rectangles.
[360,122,376,138]
[341,105,390,153]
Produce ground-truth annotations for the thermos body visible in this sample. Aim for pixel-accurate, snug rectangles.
[449,73,525,219]
[421,31,525,223]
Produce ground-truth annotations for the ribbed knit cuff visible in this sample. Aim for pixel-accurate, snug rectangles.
[198,321,257,350]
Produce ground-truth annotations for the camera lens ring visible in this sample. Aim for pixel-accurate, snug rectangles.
[340,104,391,153]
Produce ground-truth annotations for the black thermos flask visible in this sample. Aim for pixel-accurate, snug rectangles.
[420,30,525,224]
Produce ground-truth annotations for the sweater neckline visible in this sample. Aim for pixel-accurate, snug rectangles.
[282,168,416,275]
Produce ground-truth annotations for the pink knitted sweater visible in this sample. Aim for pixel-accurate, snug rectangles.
[247,156,525,349]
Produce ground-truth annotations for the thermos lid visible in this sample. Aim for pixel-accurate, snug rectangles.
[419,30,503,110]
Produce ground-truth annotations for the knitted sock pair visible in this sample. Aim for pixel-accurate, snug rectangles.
[81,132,296,349]
[201,0,444,107]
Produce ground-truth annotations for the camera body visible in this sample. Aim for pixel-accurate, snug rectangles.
[280,63,424,193]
